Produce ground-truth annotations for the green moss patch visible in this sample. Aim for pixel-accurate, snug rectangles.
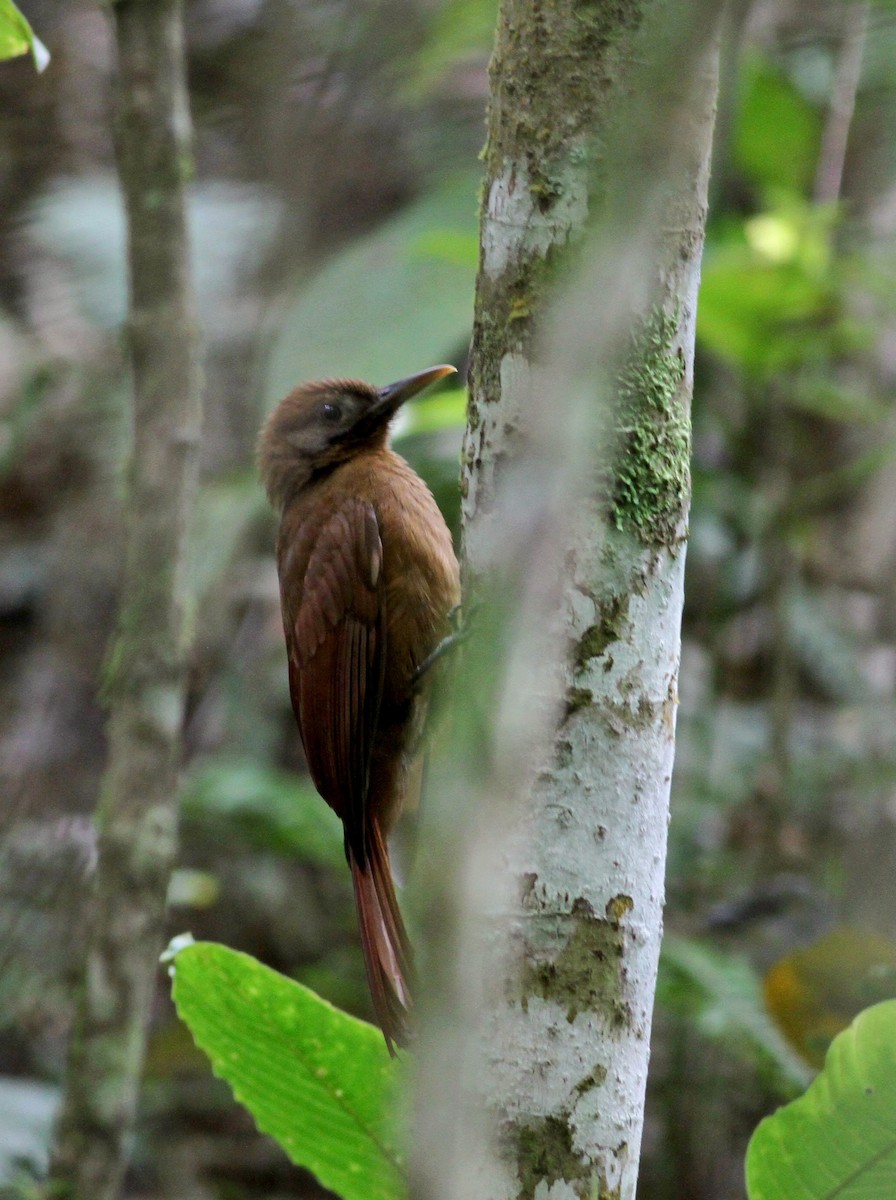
[612,307,690,546]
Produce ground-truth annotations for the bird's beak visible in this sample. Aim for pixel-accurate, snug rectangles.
[373,364,457,419]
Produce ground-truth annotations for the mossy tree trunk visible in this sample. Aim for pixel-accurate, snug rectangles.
[412,1,721,1198]
[46,2,201,1197]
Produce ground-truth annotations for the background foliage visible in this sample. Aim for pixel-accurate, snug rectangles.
[2,1,896,1197]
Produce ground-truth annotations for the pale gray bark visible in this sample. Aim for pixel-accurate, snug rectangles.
[46,2,201,1197]
[412,2,721,1198]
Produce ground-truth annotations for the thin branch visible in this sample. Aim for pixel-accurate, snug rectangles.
[814,0,870,206]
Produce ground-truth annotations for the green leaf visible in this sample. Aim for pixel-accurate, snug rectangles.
[265,173,477,404]
[169,940,405,1200]
[746,999,896,1199]
[0,0,49,71]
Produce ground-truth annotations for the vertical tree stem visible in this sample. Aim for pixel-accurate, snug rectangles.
[47,2,201,1196]
[412,1,721,1197]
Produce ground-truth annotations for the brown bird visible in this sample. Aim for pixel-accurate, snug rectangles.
[258,364,461,1051]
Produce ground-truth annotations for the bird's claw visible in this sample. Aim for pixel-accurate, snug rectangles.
[412,601,479,687]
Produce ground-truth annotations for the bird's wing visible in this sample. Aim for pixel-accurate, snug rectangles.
[285,498,385,865]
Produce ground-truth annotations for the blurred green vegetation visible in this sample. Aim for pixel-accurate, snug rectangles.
[2,2,896,1198]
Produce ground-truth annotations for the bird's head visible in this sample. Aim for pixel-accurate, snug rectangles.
[258,364,457,510]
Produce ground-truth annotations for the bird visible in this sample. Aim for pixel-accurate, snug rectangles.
[258,364,461,1051]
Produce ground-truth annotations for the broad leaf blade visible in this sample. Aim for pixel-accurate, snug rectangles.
[746,999,896,1199]
[0,0,49,70]
[170,941,405,1200]
[264,173,477,403]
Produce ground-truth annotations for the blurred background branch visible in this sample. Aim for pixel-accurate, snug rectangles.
[44,1,202,1196]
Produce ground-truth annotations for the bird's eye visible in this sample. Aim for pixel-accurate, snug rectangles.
[321,401,342,423]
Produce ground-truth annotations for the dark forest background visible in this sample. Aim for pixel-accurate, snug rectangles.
[2,1,896,1197]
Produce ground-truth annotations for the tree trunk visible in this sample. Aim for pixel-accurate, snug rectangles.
[46,2,201,1197]
[412,2,720,1198]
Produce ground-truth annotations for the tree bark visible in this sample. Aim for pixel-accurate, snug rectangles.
[412,2,720,1198]
[46,2,201,1197]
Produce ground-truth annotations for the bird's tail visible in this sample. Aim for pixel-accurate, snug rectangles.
[349,821,415,1053]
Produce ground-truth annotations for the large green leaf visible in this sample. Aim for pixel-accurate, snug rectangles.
[0,0,49,70]
[265,173,477,404]
[746,999,896,1199]
[169,940,405,1200]
[697,200,858,380]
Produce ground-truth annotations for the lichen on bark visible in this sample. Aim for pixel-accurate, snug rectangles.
[575,595,633,671]
[465,0,648,504]
[484,0,642,174]
[506,1114,591,1200]
[518,901,633,1027]
[611,306,690,547]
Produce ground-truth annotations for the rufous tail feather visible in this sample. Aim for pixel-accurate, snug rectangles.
[349,823,414,1054]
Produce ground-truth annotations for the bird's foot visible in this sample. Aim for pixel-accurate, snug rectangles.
[411,603,478,687]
